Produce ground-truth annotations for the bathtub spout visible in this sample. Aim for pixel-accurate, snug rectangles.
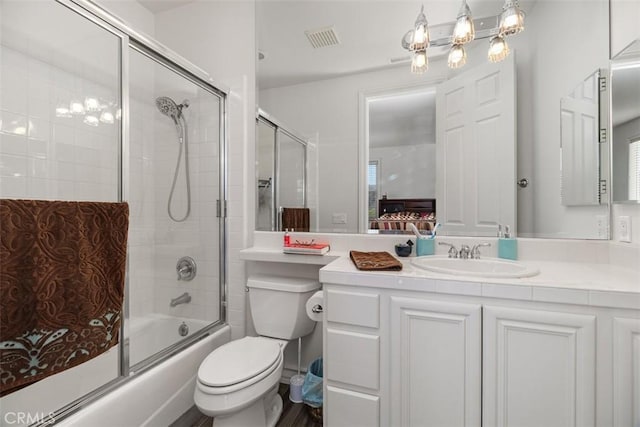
[170,292,191,307]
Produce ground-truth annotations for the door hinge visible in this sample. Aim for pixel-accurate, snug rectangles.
[599,179,607,195]
[599,128,607,143]
[598,76,606,92]
[216,200,227,218]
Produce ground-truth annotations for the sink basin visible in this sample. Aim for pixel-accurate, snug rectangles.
[411,256,539,278]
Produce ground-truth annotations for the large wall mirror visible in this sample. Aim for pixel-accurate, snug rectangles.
[611,39,640,204]
[256,0,610,238]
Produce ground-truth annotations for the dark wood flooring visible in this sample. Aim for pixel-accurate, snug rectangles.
[191,383,322,427]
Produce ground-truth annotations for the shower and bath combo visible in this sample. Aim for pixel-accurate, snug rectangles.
[155,96,191,222]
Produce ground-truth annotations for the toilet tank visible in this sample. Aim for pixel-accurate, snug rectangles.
[247,275,321,340]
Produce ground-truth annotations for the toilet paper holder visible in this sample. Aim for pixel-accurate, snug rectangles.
[311,304,323,313]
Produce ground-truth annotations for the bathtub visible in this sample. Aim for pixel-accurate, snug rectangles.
[0,317,229,427]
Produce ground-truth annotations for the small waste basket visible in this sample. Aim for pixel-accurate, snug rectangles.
[302,357,323,421]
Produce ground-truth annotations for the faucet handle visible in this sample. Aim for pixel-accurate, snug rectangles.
[471,242,491,259]
[438,242,458,258]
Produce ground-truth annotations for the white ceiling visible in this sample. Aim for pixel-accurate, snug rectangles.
[137,0,196,14]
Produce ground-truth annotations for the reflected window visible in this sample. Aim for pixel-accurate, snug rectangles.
[368,160,379,219]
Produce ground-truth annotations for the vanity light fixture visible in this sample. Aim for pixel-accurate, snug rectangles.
[402,0,525,73]
[69,99,85,115]
[99,108,115,124]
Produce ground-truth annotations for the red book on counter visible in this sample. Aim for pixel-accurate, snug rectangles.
[283,242,330,255]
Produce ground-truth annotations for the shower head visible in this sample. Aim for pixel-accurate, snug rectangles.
[156,96,180,122]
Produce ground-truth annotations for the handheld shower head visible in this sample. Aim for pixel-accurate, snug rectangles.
[156,96,180,125]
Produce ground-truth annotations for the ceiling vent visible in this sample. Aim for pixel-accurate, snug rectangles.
[305,26,340,49]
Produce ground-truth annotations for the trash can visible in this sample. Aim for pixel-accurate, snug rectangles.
[302,357,323,421]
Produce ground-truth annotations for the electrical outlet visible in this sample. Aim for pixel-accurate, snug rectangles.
[332,213,347,224]
[619,216,631,243]
[596,215,608,239]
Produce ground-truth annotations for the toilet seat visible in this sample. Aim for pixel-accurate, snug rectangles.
[197,337,283,395]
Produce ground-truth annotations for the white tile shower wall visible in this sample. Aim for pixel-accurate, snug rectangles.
[0,47,118,201]
[155,0,256,339]
[151,90,221,323]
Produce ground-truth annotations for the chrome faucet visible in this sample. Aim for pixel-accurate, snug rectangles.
[471,243,491,259]
[459,245,471,259]
[170,292,191,307]
[438,242,459,258]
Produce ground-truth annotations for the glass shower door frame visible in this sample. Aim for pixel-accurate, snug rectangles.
[25,0,230,424]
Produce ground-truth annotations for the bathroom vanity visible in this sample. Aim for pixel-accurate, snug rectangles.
[319,256,640,427]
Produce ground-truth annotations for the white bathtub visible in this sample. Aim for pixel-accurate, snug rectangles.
[0,317,229,427]
[57,323,230,427]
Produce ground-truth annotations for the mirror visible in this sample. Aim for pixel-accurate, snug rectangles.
[611,39,640,204]
[257,0,610,238]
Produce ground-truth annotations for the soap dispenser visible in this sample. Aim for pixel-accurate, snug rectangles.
[498,225,518,260]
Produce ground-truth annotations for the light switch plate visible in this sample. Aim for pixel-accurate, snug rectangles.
[619,216,631,243]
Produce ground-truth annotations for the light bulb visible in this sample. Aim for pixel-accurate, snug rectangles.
[409,6,430,51]
[83,115,99,127]
[411,50,428,74]
[488,35,510,63]
[84,97,100,112]
[55,102,72,118]
[70,100,85,115]
[448,44,467,69]
[100,109,115,124]
[115,108,122,120]
[452,1,475,44]
[499,0,525,36]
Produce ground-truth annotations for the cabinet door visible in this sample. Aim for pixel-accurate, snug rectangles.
[613,317,640,427]
[483,306,596,427]
[390,297,482,427]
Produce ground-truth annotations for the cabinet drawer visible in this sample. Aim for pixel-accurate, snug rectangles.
[327,386,379,427]
[326,328,379,390]
[326,289,379,328]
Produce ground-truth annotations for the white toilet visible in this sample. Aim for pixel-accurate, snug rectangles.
[194,275,320,427]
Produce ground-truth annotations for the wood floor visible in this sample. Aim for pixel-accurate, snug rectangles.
[191,383,322,427]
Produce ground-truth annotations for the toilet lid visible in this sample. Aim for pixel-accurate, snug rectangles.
[198,337,282,387]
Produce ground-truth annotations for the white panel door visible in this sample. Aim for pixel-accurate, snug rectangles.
[483,306,596,427]
[436,55,516,235]
[390,297,482,427]
[613,317,640,427]
[560,72,600,206]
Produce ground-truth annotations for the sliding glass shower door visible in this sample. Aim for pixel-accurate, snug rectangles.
[127,45,224,368]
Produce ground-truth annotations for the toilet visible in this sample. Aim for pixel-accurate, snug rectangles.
[194,275,320,427]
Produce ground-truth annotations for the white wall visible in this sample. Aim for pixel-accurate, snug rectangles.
[154,0,256,340]
[370,143,436,201]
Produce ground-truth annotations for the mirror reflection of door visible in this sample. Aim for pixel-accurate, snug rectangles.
[435,55,516,236]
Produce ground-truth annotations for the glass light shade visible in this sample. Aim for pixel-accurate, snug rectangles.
[100,109,115,124]
[499,0,525,36]
[83,115,99,127]
[409,6,430,50]
[411,49,428,74]
[452,1,475,44]
[448,44,467,69]
[69,100,85,115]
[488,35,510,63]
[84,97,100,112]
[55,103,72,118]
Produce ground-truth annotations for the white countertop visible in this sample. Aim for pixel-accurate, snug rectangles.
[319,255,640,310]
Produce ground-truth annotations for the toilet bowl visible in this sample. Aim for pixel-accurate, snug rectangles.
[194,275,321,427]
[194,336,287,427]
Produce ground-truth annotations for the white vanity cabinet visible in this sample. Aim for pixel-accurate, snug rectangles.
[322,282,639,427]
